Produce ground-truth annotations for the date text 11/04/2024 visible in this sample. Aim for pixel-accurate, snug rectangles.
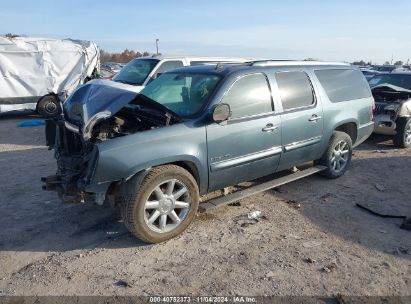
[149,296,257,303]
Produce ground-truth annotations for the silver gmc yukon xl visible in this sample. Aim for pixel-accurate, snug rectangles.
[43,61,374,243]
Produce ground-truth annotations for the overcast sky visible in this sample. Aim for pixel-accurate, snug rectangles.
[1,0,410,64]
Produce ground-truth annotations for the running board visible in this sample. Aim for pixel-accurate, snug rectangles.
[199,165,326,213]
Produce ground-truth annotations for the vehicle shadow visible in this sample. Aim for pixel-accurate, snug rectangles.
[0,142,149,253]
[264,153,411,261]
[358,133,397,151]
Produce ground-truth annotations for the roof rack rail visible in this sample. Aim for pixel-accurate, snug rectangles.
[250,60,349,67]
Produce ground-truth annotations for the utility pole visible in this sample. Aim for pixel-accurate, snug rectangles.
[156,39,159,55]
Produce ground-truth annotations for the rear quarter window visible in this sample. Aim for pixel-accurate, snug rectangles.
[314,69,371,103]
[275,71,315,111]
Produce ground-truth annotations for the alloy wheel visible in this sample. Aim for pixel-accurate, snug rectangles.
[144,179,191,233]
[330,141,350,173]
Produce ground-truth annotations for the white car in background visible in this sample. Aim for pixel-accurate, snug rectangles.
[61,55,254,122]
[107,55,253,93]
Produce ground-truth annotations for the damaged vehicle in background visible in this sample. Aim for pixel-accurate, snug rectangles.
[0,37,100,117]
[43,61,374,243]
[369,72,411,148]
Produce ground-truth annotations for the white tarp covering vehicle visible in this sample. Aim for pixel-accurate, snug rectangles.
[0,37,99,116]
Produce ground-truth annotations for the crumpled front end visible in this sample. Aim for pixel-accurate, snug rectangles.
[42,78,182,204]
[42,119,101,203]
[374,102,402,135]
[372,84,411,135]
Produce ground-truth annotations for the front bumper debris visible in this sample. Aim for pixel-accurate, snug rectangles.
[42,119,99,203]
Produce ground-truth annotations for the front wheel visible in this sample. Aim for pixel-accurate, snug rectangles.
[393,117,411,148]
[120,165,199,243]
[317,131,353,179]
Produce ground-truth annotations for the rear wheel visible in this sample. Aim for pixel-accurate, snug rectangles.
[120,165,199,243]
[317,131,353,179]
[37,95,61,118]
[393,117,411,148]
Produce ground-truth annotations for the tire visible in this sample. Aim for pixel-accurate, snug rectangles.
[393,117,411,148]
[37,95,62,118]
[317,131,353,179]
[119,165,199,243]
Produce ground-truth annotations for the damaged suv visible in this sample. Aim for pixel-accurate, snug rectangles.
[43,61,374,243]
[369,72,411,148]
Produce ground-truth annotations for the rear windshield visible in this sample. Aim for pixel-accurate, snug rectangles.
[113,59,158,85]
[314,69,371,102]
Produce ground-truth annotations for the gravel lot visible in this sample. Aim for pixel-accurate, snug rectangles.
[0,117,410,297]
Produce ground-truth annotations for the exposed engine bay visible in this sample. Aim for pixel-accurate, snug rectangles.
[40,72,193,205]
[373,88,411,115]
[43,95,181,204]
[89,105,176,142]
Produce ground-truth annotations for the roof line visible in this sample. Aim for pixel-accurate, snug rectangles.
[250,60,349,67]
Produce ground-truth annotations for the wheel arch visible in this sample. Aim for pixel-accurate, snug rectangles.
[171,161,200,188]
[115,158,207,195]
[35,93,59,112]
[334,121,358,144]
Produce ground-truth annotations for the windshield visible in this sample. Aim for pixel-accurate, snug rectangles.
[369,74,411,90]
[113,59,158,85]
[139,72,221,117]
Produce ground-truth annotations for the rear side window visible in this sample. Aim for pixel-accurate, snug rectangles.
[314,69,371,102]
[222,73,272,119]
[275,71,315,111]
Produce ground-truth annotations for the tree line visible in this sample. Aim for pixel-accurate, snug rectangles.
[352,60,407,66]
[100,49,151,63]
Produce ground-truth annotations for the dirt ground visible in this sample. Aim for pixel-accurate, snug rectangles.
[0,116,410,297]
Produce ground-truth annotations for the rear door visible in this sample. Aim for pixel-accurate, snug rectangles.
[273,70,324,170]
[206,73,282,191]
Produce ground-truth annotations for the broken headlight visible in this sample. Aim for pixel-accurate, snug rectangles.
[82,110,111,140]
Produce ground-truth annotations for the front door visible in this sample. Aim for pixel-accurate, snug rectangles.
[206,73,282,191]
[273,70,324,171]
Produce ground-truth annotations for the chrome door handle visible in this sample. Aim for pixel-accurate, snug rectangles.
[309,115,322,122]
[262,124,279,132]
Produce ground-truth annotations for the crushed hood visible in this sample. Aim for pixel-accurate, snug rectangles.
[63,79,181,127]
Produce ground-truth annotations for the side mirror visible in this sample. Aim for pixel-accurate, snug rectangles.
[212,103,231,123]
